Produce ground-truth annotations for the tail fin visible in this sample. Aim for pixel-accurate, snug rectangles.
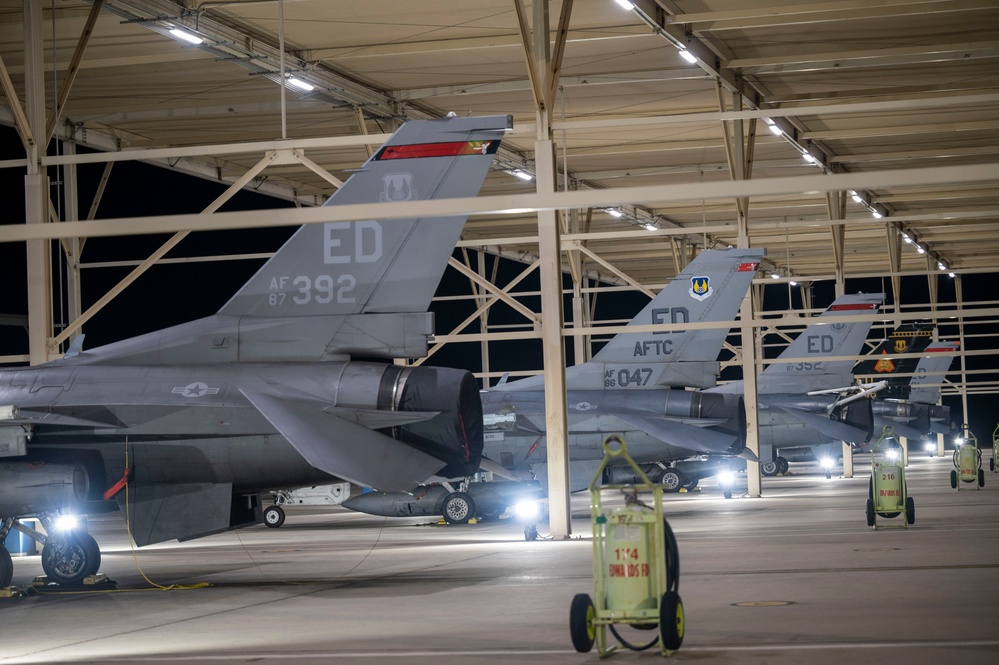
[220,115,510,318]
[854,322,935,400]
[81,115,510,365]
[907,341,959,404]
[757,292,884,394]
[491,248,763,391]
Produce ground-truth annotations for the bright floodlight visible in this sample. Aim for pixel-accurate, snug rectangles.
[514,501,540,519]
[54,514,79,532]
[719,471,736,485]
[820,457,834,469]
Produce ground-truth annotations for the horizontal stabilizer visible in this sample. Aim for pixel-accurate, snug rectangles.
[330,406,441,431]
[617,414,740,456]
[241,388,445,491]
[873,415,925,441]
[478,457,520,481]
[777,405,869,444]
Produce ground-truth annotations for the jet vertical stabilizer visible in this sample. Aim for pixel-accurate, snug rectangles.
[489,248,764,392]
[756,292,884,394]
[908,341,959,405]
[79,115,513,365]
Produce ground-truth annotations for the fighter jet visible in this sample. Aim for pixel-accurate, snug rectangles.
[342,248,764,521]
[778,327,958,470]
[0,114,511,587]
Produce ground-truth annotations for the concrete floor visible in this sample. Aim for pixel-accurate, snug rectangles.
[1,452,997,664]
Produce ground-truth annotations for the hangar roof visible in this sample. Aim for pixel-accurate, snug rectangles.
[0,1,996,393]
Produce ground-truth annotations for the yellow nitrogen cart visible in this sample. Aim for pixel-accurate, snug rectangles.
[866,427,915,529]
[569,435,683,658]
[951,425,985,489]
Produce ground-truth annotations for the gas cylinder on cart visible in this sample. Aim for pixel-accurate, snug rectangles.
[602,504,657,613]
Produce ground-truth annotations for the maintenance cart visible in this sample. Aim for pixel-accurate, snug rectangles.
[951,425,985,489]
[866,426,915,529]
[569,435,683,657]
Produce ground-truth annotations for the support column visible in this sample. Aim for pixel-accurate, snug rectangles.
[24,0,51,365]
[955,275,970,432]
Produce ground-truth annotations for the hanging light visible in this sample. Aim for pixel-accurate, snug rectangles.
[678,49,698,64]
[613,0,635,9]
[643,223,658,231]
[850,191,863,204]
[606,208,623,218]
[902,232,912,243]
[510,169,533,181]
[287,77,315,92]
[916,244,926,254]
[168,28,204,45]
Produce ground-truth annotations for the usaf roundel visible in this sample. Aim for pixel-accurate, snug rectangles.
[689,276,712,301]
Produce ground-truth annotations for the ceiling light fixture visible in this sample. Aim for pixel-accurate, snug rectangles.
[678,49,698,64]
[286,77,315,92]
[607,208,623,218]
[643,223,658,231]
[168,28,204,45]
[511,169,533,181]
[613,0,635,9]
[850,191,863,204]
[916,244,926,254]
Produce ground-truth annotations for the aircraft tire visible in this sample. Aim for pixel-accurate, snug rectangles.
[569,593,596,653]
[682,479,699,491]
[0,547,12,588]
[761,461,779,477]
[906,497,915,525]
[950,470,958,489]
[263,505,285,528]
[41,531,100,586]
[441,492,475,524]
[660,469,684,493]
[865,499,875,527]
[659,590,684,651]
[777,457,789,475]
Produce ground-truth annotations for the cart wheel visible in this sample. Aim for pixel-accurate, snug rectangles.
[569,593,596,653]
[906,496,915,525]
[979,469,985,487]
[524,525,538,542]
[263,505,285,528]
[441,492,476,524]
[659,590,684,651]
[950,469,957,489]
[865,499,875,527]
[990,458,995,471]
[723,489,732,499]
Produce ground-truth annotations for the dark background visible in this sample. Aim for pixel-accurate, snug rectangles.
[0,126,994,445]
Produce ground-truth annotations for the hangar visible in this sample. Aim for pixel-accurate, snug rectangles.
[0,2,996,662]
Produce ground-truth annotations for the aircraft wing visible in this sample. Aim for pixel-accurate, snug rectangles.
[7,406,125,428]
[776,405,870,444]
[615,413,749,458]
[240,389,447,491]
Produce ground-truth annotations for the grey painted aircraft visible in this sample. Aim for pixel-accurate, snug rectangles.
[780,329,958,470]
[0,114,511,587]
[705,292,885,477]
[342,248,765,520]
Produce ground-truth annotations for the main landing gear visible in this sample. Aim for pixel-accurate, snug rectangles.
[0,514,103,588]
